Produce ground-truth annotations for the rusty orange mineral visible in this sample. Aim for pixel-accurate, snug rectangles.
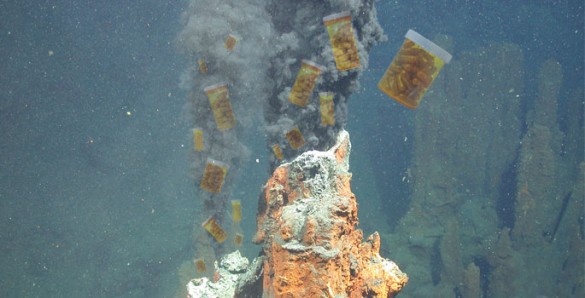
[254,130,408,297]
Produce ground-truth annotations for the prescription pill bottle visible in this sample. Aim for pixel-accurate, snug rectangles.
[193,128,204,151]
[202,216,228,243]
[200,159,228,193]
[231,200,242,223]
[234,233,244,246]
[378,29,452,109]
[194,258,207,273]
[289,60,323,107]
[272,144,284,160]
[204,83,236,131]
[286,127,305,150]
[319,92,335,126]
[323,11,360,71]
[224,34,238,52]
[197,58,208,74]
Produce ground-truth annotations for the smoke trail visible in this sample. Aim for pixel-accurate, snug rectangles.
[178,0,383,260]
[262,0,384,167]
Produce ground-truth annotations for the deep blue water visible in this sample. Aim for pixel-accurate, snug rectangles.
[1,1,583,297]
[349,0,584,230]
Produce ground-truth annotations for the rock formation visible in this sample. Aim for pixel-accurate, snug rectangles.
[505,58,584,297]
[186,130,407,297]
[380,42,584,297]
[382,42,523,297]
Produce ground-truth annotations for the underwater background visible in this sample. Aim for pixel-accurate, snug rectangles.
[0,0,583,297]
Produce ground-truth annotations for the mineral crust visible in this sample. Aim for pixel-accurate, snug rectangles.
[252,130,407,297]
[187,130,407,297]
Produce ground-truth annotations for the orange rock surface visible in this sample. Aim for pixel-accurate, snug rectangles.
[253,130,407,297]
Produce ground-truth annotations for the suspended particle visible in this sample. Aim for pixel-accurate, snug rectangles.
[319,92,335,126]
[200,159,228,193]
[204,83,236,131]
[202,216,228,243]
[224,34,238,52]
[289,60,323,107]
[272,144,284,160]
[193,128,204,151]
[234,233,244,246]
[194,258,207,273]
[231,200,242,223]
[286,128,305,150]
